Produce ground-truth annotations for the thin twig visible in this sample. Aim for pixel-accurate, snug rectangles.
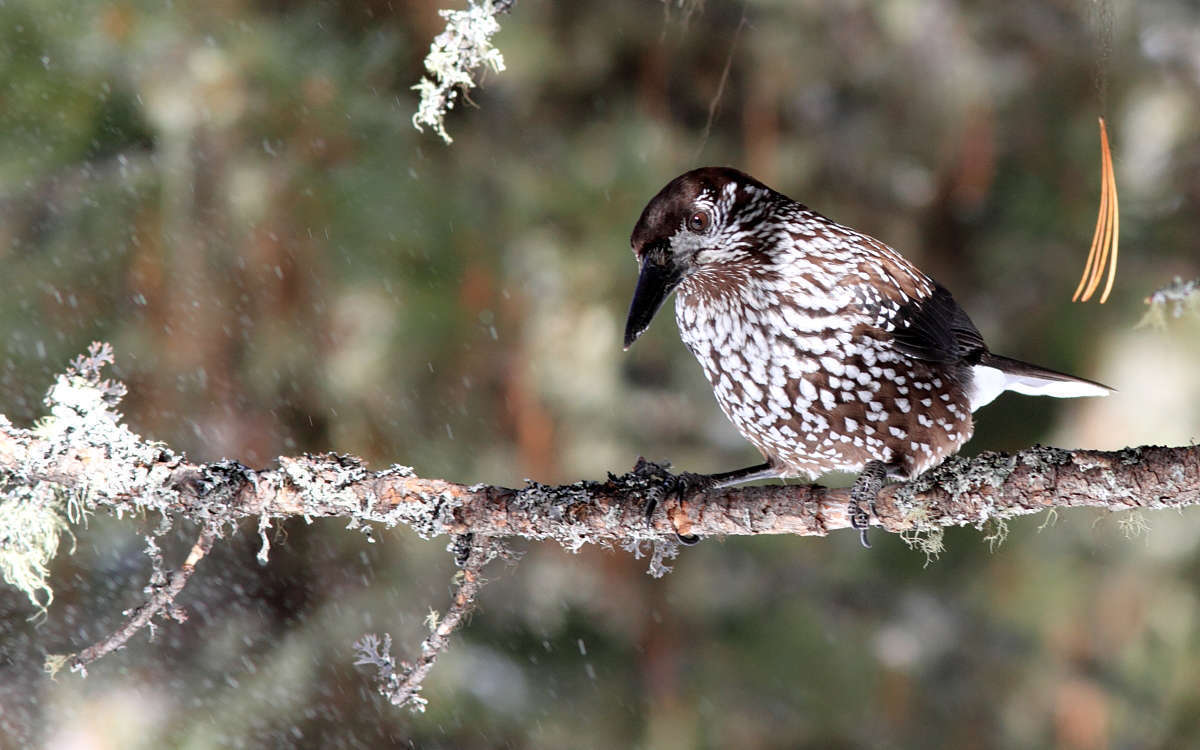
[691,4,747,164]
[355,536,501,710]
[49,527,216,676]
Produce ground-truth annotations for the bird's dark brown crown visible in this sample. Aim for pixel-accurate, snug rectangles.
[629,166,775,259]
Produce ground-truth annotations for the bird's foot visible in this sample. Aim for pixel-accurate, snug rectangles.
[667,472,715,544]
[666,472,710,545]
[640,469,710,545]
[849,461,890,549]
[637,460,777,545]
[633,457,672,523]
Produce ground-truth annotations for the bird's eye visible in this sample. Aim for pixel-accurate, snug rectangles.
[688,210,711,232]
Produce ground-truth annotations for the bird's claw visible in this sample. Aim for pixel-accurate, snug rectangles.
[848,460,888,549]
[635,458,672,523]
[848,498,873,549]
[641,469,709,545]
[666,472,711,545]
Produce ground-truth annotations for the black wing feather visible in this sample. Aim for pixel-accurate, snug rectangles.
[890,282,987,364]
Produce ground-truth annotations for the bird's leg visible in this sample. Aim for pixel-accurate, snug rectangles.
[706,462,780,489]
[649,462,777,545]
[849,460,891,549]
[642,463,759,523]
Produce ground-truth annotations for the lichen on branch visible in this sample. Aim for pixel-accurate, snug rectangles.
[2,346,1200,604]
[412,0,513,144]
[0,342,163,612]
[3,343,1200,708]
[1138,276,1200,328]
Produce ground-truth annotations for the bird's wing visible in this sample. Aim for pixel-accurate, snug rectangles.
[887,282,987,365]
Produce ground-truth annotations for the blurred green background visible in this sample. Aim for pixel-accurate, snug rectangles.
[2,1,1200,747]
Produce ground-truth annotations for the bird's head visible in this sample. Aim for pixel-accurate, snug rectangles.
[624,167,774,348]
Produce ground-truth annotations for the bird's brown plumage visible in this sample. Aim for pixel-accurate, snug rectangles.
[625,167,1110,484]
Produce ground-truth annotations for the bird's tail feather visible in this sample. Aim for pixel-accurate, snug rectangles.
[979,353,1112,399]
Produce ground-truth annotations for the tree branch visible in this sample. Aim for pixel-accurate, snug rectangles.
[3,408,1197,548]
[46,526,217,677]
[3,344,1198,702]
[354,534,502,711]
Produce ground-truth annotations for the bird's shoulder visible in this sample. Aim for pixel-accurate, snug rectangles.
[763,215,926,306]
[765,215,986,365]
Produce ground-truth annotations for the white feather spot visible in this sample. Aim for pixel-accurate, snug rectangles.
[800,379,817,402]
[820,356,845,376]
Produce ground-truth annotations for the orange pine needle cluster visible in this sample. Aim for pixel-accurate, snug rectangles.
[1073,117,1119,303]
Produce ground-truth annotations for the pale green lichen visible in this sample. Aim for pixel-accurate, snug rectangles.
[891,451,1023,561]
[0,482,69,613]
[1,343,161,613]
[1137,276,1200,329]
[43,652,71,678]
[1037,507,1059,532]
[412,1,510,143]
[279,454,367,520]
[892,496,944,565]
[900,523,945,567]
[982,517,1009,552]
[1117,511,1150,539]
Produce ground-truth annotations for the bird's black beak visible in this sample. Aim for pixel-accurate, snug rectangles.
[624,242,682,349]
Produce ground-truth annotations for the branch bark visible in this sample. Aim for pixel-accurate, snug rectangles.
[3,415,1197,547]
[3,345,1199,706]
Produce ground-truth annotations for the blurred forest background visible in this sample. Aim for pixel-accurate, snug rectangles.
[2,1,1200,748]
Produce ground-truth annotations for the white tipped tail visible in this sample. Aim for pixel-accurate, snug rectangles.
[967,354,1112,412]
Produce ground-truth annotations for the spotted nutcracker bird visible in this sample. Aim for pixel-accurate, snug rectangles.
[624,167,1111,545]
